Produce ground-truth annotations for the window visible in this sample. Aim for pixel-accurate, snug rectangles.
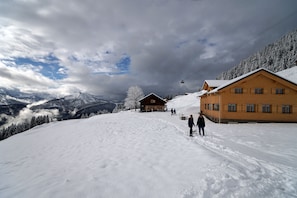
[150,99,156,104]
[276,88,284,94]
[213,104,220,111]
[282,105,292,114]
[235,88,243,94]
[228,104,237,112]
[262,104,271,113]
[246,104,255,112]
[255,88,263,94]
[208,104,212,110]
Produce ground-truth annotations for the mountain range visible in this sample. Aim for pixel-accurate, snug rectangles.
[29,92,117,120]
[0,89,117,128]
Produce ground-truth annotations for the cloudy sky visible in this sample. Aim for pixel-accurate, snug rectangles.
[0,0,297,99]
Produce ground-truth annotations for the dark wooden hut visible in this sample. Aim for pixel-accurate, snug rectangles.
[139,93,166,112]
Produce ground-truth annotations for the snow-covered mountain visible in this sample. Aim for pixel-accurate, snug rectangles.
[1,93,296,197]
[31,93,116,120]
[217,29,297,80]
[0,89,117,131]
[0,88,52,105]
[0,88,50,126]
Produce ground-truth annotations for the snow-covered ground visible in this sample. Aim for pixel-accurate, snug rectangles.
[1,93,297,198]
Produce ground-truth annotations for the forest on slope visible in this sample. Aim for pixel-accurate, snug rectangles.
[217,29,297,80]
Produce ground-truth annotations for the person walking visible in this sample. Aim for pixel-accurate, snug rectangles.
[188,115,195,137]
[197,113,205,136]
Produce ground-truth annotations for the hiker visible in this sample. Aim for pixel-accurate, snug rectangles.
[197,113,205,136]
[171,108,174,115]
[188,115,195,137]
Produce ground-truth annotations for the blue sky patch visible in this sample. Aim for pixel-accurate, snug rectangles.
[13,54,67,80]
[115,56,130,74]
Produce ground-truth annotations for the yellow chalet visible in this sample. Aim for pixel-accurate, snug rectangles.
[200,68,297,123]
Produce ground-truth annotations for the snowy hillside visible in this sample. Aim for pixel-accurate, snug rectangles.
[217,29,297,80]
[0,94,297,198]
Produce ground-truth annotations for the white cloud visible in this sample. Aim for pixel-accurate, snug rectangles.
[0,0,296,98]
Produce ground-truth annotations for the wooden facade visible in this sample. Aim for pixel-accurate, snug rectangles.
[200,68,297,123]
[139,93,167,112]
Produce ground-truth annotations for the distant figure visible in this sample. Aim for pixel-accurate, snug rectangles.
[173,109,176,114]
[188,115,195,137]
[197,114,205,136]
[171,108,174,115]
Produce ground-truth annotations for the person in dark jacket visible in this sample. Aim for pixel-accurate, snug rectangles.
[188,115,195,137]
[197,114,205,136]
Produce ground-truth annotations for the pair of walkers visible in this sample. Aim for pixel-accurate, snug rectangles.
[188,114,205,137]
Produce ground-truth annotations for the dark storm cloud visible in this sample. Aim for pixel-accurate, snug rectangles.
[0,0,297,98]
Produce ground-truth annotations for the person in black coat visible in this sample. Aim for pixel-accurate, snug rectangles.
[188,115,195,137]
[197,114,205,136]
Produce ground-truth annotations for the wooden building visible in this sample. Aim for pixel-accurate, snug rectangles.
[200,68,297,123]
[139,93,166,112]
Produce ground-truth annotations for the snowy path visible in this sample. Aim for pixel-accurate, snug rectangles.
[1,111,297,198]
[153,113,297,197]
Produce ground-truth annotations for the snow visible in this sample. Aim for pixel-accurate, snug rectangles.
[203,80,229,88]
[276,66,297,84]
[1,93,297,198]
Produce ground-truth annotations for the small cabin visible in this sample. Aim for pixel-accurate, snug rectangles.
[139,93,166,112]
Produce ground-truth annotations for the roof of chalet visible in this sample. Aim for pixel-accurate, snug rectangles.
[207,67,297,94]
[139,93,167,103]
[202,80,229,89]
[276,66,297,84]
[202,80,229,90]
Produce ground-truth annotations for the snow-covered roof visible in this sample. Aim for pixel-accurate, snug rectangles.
[209,68,264,94]
[139,93,166,103]
[204,80,229,88]
[208,67,297,94]
[276,66,297,84]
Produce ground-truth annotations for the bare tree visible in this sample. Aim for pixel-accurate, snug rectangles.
[124,86,144,110]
